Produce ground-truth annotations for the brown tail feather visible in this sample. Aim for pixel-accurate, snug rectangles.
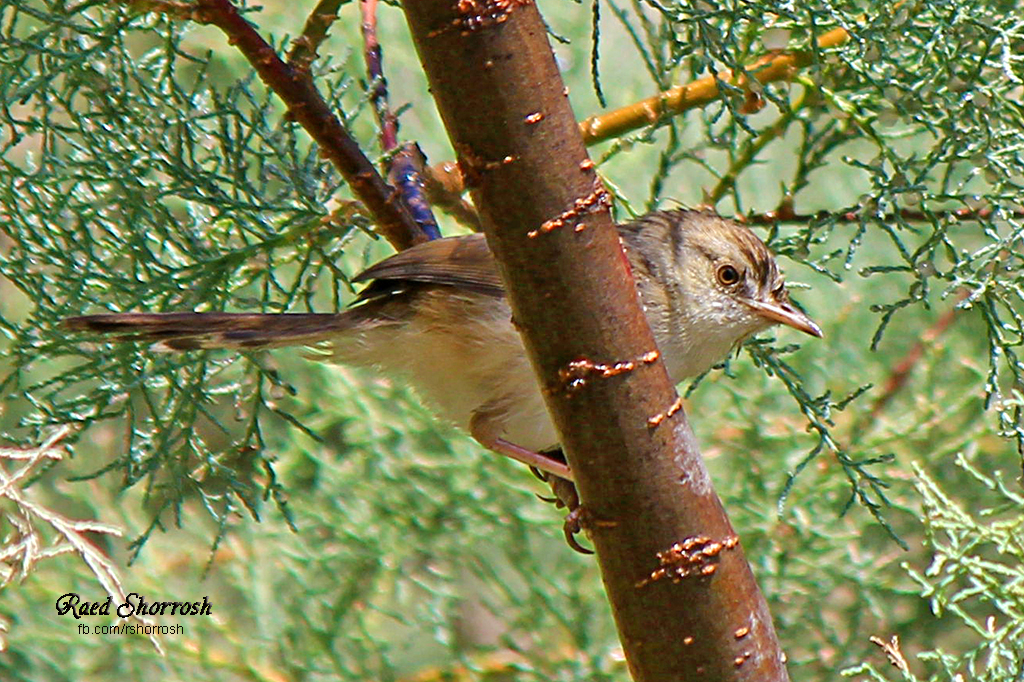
[62,312,356,350]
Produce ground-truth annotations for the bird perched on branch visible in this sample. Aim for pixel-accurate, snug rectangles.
[64,209,821,484]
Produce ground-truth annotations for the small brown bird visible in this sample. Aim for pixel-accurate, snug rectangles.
[64,209,821,480]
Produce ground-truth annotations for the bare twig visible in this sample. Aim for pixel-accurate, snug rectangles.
[127,0,194,18]
[193,0,427,249]
[0,427,161,653]
[577,25,852,144]
[738,204,1024,226]
[867,296,966,419]
[870,634,910,673]
[844,293,966,445]
[358,0,441,238]
[360,0,397,151]
[286,0,346,72]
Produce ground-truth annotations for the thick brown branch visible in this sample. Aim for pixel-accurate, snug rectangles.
[183,0,427,250]
[401,1,789,680]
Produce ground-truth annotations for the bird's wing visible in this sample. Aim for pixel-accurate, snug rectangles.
[352,233,505,299]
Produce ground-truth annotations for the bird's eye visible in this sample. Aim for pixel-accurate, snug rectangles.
[716,264,741,286]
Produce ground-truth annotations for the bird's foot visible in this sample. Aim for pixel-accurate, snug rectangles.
[535,467,598,555]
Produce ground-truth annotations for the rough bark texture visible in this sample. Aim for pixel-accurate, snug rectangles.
[400,1,790,680]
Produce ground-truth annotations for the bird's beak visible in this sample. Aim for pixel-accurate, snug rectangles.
[742,298,823,338]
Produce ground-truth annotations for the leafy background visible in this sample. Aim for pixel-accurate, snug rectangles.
[1,0,1022,680]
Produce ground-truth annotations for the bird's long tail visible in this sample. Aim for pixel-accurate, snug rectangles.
[62,312,358,351]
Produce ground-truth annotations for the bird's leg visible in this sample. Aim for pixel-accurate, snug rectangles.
[527,449,593,554]
[469,409,573,481]
[469,410,594,551]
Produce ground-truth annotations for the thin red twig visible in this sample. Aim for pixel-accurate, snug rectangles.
[360,0,398,152]
[868,297,965,419]
[358,0,440,238]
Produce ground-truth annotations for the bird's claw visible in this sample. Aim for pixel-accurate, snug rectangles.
[544,475,596,554]
[563,506,594,555]
[531,453,596,553]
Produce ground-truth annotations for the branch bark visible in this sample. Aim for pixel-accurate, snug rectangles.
[400,1,789,680]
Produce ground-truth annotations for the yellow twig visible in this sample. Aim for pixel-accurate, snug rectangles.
[579,26,851,144]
